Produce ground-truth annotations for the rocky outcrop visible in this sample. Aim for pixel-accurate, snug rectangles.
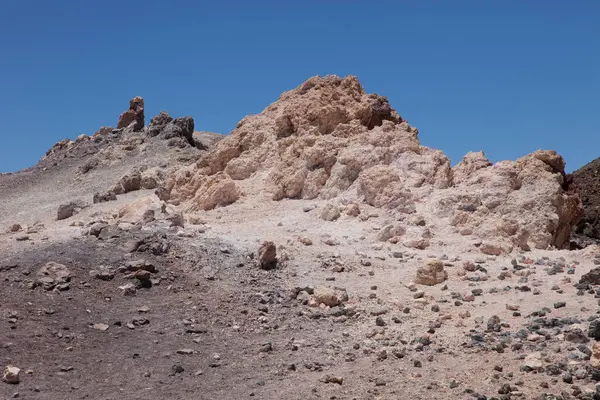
[162,74,581,251]
[165,75,450,209]
[117,96,145,131]
[148,111,196,147]
[430,150,582,250]
[46,139,74,157]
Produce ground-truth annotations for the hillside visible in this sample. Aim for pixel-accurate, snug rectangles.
[1,76,600,400]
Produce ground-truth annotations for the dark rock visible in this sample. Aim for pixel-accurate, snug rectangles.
[170,364,184,375]
[160,117,195,146]
[57,201,84,220]
[148,111,173,137]
[89,222,108,237]
[93,191,117,204]
[589,320,600,340]
[581,267,600,286]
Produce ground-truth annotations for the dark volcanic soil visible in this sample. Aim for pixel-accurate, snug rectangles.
[573,158,600,239]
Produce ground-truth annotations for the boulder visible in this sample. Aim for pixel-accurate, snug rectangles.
[320,204,341,221]
[433,150,582,250]
[377,224,406,242]
[414,259,448,286]
[580,267,600,286]
[118,196,161,225]
[312,286,348,307]
[523,352,543,370]
[2,366,20,384]
[57,201,85,220]
[257,241,277,270]
[112,170,142,194]
[168,171,239,211]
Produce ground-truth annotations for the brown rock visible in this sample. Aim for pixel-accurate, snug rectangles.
[117,96,145,131]
[591,343,600,368]
[312,286,347,307]
[480,243,505,256]
[414,260,448,286]
[345,203,361,216]
[404,238,430,250]
[257,241,277,270]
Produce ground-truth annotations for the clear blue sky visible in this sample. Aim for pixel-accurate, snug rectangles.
[1,1,598,173]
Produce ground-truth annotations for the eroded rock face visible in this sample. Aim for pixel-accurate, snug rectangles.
[117,96,145,131]
[162,74,581,250]
[165,75,450,210]
[430,150,582,251]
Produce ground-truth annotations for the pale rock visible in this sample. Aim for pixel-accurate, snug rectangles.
[377,224,406,242]
[298,237,313,246]
[2,366,20,384]
[321,203,341,221]
[92,323,109,331]
[118,196,161,224]
[523,352,543,369]
[119,283,137,296]
[156,75,581,250]
[312,287,348,307]
[404,238,430,250]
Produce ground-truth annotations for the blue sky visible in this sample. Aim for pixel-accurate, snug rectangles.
[0,1,598,172]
